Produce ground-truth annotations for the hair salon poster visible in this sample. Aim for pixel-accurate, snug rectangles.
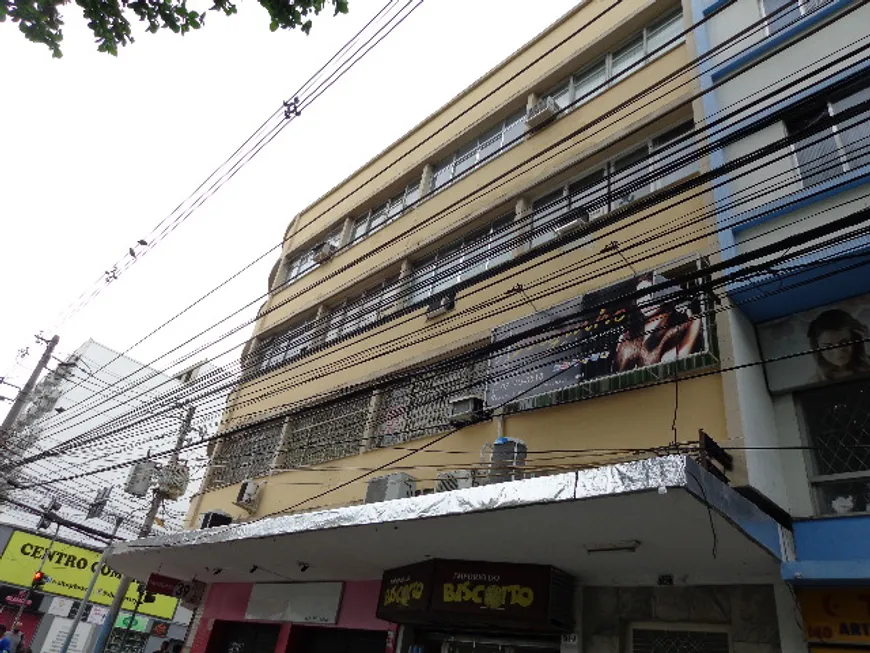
[757,293,870,393]
[486,266,707,406]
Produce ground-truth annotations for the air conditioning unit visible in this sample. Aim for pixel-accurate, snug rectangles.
[233,479,262,513]
[435,469,479,493]
[311,241,337,263]
[525,97,558,128]
[200,510,233,529]
[587,204,609,220]
[448,395,485,426]
[554,216,589,237]
[365,473,416,503]
[485,439,528,485]
[426,294,455,319]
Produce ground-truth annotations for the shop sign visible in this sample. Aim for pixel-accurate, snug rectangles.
[88,605,109,625]
[146,573,206,607]
[799,587,870,644]
[245,582,343,623]
[41,619,93,653]
[486,265,708,406]
[114,613,149,632]
[758,292,870,393]
[0,530,176,619]
[377,560,574,631]
[0,584,45,613]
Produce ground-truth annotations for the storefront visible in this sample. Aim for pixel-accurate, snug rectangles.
[185,580,394,653]
[376,560,574,653]
[798,587,870,652]
[0,583,47,643]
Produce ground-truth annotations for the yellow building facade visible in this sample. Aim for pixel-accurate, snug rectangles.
[187,0,728,525]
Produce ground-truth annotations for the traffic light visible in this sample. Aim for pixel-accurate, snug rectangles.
[31,571,47,591]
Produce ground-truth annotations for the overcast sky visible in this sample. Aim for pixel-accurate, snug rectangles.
[0,0,579,433]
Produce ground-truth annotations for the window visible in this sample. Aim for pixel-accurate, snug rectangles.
[371,362,487,447]
[279,394,371,468]
[257,315,316,372]
[207,419,284,488]
[800,378,870,515]
[784,78,870,188]
[431,112,525,192]
[409,214,516,303]
[761,0,832,35]
[350,181,420,244]
[283,227,342,285]
[542,10,684,114]
[529,121,697,248]
[324,276,401,342]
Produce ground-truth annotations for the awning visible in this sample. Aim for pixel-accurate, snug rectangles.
[107,456,786,586]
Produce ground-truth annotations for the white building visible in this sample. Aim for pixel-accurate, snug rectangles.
[1,339,228,546]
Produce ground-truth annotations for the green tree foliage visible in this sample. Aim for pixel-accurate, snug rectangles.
[0,0,349,57]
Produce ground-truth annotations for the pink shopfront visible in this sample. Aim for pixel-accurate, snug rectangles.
[189,580,396,653]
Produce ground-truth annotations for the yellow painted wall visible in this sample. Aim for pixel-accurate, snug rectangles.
[194,374,726,521]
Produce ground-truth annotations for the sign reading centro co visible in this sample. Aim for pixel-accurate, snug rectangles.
[377,559,574,631]
[0,531,176,619]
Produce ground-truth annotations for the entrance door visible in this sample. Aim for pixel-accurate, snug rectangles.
[288,626,387,653]
[208,622,281,653]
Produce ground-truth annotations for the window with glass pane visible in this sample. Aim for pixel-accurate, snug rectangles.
[650,121,698,189]
[550,83,571,110]
[257,338,274,370]
[285,256,301,282]
[433,161,453,190]
[432,244,462,296]
[351,216,369,242]
[409,258,436,303]
[573,61,606,106]
[478,125,504,161]
[380,276,401,314]
[502,113,525,148]
[831,82,870,172]
[488,216,515,268]
[387,195,404,219]
[784,103,843,188]
[800,379,870,515]
[611,147,651,206]
[567,169,608,218]
[531,190,568,248]
[647,10,684,55]
[369,204,389,233]
[611,36,644,82]
[461,228,489,280]
[326,307,344,341]
[761,0,802,35]
[453,141,479,178]
[405,184,420,206]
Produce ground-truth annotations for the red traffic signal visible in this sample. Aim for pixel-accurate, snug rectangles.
[31,571,47,590]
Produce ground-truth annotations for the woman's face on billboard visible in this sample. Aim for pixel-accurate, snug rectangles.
[818,326,855,368]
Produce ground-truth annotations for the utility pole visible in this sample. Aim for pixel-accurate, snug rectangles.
[93,405,195,653]
[0,335,59,445]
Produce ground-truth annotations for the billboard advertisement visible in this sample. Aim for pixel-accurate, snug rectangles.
[0,531,176,619]
[757,293,870,393]
[486,266,708,406]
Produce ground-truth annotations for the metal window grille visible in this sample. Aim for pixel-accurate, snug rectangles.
[280,393,371,468]
[208,420,284,489]
[800,378,870,514]
[631,628,729,653]
[372,361,487,448]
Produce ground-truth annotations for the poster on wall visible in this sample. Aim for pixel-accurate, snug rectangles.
[486,265,708,406]
[41,618,93,653]
[757,293,870,393]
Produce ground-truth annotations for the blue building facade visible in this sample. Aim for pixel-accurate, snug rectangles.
[689,0,870,648]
